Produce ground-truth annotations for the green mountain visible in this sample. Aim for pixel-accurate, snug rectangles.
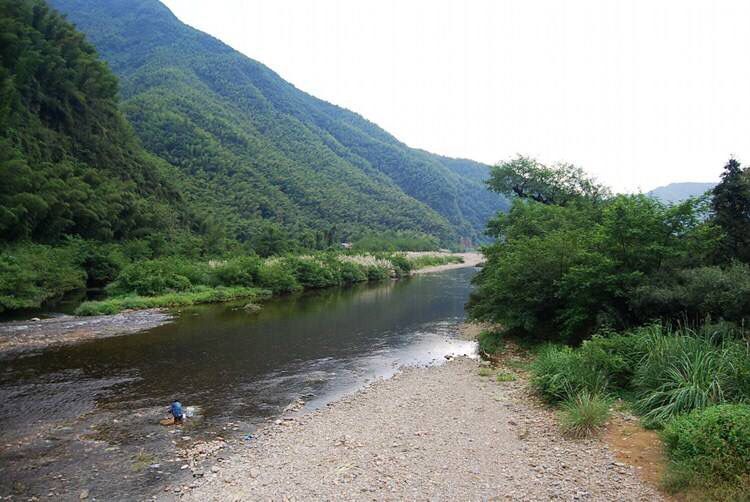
[647,182,716,204]
[0,0,189,243]
[49,0,507,246]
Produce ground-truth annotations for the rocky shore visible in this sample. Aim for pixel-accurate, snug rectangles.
[180,357,661,501]
[0,309,172,357]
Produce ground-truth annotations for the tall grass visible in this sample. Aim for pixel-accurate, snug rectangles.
[559,391,611,438]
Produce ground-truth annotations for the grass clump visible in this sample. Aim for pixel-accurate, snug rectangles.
[75,286,269,316]
[559,391,611,438]
[406,253,463,269]
[662,404,750,498]
[477,367,494,377]
[496,372,516,382]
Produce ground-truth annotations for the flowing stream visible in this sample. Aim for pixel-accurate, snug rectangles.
[0,267,477,498]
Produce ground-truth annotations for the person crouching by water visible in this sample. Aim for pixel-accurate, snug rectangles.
[170,400,185,424]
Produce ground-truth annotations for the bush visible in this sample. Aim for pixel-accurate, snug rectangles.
[211,256,262,287]
[662,404,750,490]
[531,345,608,402]
[284,256,339,289]
[633,262,750,325]
[107,257,210,296]
[387,253,413,276]
[0,244,86,312]
[559,392,611,438]
[478,330,504,356]
[333,260,368,284]
[257,260,301,294]
[633,327,747,426]
[365,265,389,281]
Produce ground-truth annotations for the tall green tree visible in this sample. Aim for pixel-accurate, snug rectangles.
[712,158,750,263]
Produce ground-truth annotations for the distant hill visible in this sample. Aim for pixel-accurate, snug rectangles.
[49,0,508,245]
[647,182,716,204]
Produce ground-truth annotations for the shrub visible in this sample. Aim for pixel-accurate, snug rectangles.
[0,244,86,312]
[211,256,262,287]
[531,345,608,402]
[633,327,746,426]
[478,330,504,356]
[388,253,413,276]
[108,257,210,296]
[257,260,301,294]
[559,391,611,438]
[335,260,368,284]
[633,262,750,325]
[365,265,389,281]
[662,404,750,491]
[285,256,338,289]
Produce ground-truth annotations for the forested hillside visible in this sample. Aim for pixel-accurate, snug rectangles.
[49,0,508,245]
[0,0,189,243]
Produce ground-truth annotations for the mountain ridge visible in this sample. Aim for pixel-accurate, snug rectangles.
[50,0,507,245]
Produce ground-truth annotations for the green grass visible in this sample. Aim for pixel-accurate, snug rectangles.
[478,330,504,356]
[496,372,516,382]
[477,367,494,377]
[559,391,611,438]
[75,286,270,316]
[407,254,463,269]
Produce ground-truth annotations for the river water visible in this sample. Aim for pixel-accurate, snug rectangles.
[0,267,477,498]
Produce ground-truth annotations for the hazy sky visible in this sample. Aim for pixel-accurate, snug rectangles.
[161,0,750,193]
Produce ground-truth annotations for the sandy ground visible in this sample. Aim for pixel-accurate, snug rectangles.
[411,252,484,274]
[0,309,172,357]
[180,357,661,501]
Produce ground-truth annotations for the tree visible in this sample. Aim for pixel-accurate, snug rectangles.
[487,156,610,206]
[711,158,750,263]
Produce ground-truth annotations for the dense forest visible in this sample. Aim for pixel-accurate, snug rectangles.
[48,0,508,246]
[471,156,750,499]
[0,0,506,313]
[0,0,190,243]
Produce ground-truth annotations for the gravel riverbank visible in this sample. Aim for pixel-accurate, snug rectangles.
[181,357,661,501]
[0,309,172,357]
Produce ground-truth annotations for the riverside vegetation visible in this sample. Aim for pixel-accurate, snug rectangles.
[73,252,463,316]
[469,156,750,500]
[0,0,479,316]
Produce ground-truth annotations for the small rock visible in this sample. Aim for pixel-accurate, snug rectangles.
[79,489,89,500]
[249,468,260,479]
[211,466,220,473]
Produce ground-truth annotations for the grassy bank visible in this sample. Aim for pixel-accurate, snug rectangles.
[69,252,462,316]
[480,325,750,499]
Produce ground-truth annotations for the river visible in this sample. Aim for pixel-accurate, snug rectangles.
[0,267,477,499]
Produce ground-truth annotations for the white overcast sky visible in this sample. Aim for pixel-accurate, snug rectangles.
[160,0,750,193]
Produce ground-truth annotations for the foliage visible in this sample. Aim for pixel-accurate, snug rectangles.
[50,0,509,248]
[632,262,750,326]
[352,231,439,252]
[559,391,611,438]
[470,163,744,342]
[106,257,210,296]
[712,159,750,263]
[487,156,610,206]
[0,243,86,312]
[406,253,463,269]
[662,404,750,496]
[530,345,609,403]
[210,256,262,287]
[478,330,504,356]
[0,0,188,243]
[256,260,301,295]
[75,286,267,316]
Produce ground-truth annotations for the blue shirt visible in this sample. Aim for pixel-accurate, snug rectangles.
[170,401,183,419]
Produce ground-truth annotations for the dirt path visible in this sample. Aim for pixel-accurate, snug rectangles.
[182,358,661,501]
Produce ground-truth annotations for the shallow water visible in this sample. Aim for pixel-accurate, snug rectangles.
[0,267,477,498]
